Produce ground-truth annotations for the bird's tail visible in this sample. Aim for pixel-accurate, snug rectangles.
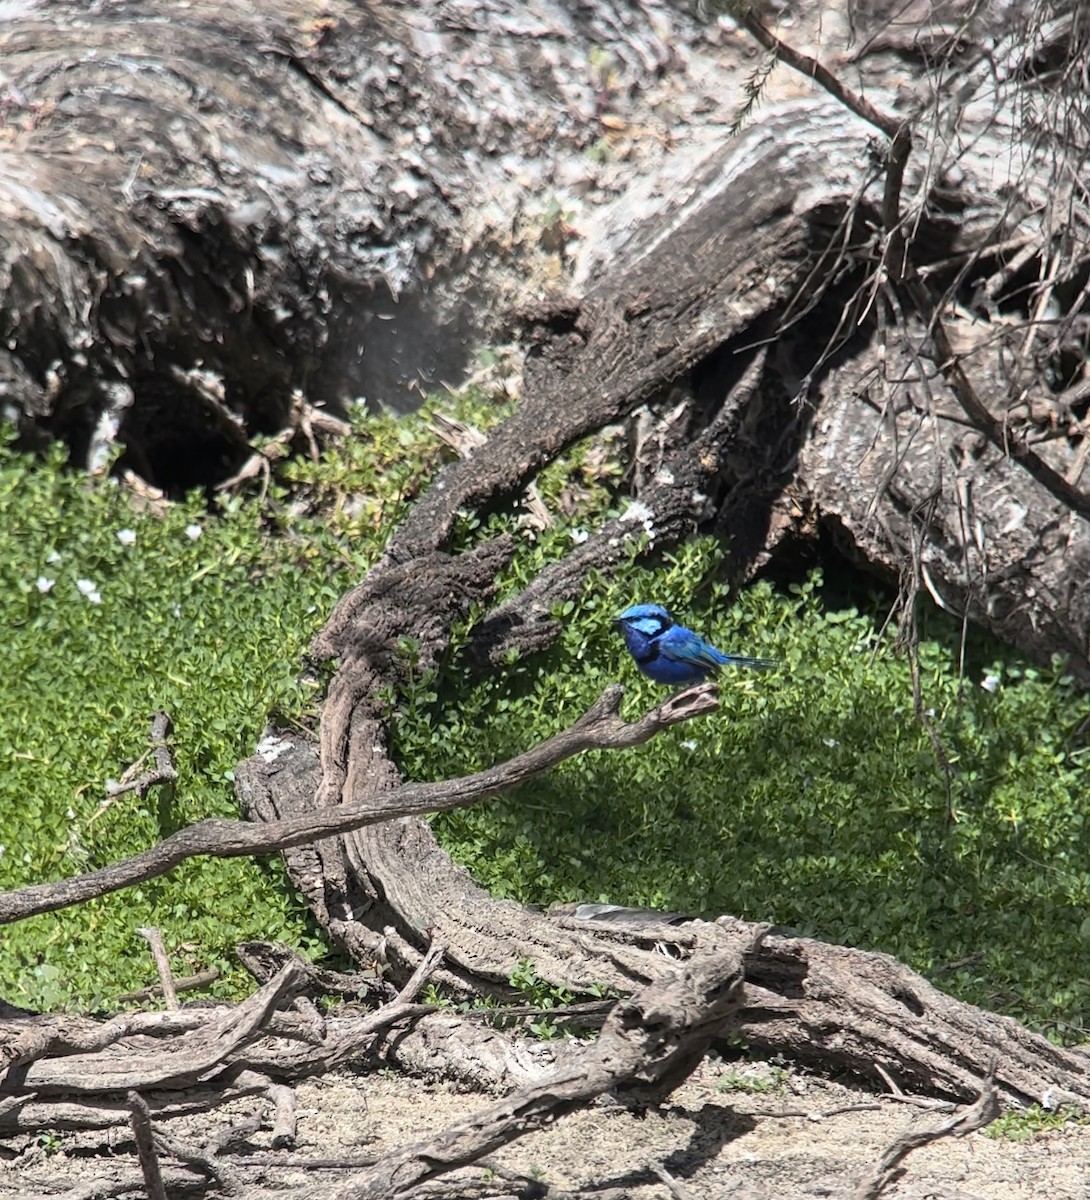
[722,654,776,671]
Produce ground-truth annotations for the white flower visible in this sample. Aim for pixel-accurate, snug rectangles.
[981,674,1000,693]
[680,740,697,751]
[36,576,54,593]
[116,528,136,546]
[76,579,102,604]
[185,523,202,541]
[46,549,62,565]
[620,500,654,526]
[570,528,589,544]
[620,500,656,542]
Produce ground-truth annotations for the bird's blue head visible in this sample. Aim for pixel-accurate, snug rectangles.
[616,604,674,635]
[615,604,674,657]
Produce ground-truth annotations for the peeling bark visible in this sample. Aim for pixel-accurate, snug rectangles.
[0,0,739,483]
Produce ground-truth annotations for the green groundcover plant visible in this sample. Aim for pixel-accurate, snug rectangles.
[1,397,1089,1046]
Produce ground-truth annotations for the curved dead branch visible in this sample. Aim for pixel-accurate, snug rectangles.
[5,14,1090,1198]
[0,684,718,925]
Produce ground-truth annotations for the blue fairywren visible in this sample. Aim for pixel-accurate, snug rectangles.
[615,603,773,686]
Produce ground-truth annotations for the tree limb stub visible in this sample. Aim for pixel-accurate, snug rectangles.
[464,345,774,671]
[0,685,719,925]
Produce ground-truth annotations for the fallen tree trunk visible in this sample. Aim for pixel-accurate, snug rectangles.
[326,941,751,1199]
[0,933,1009,1200]
[5,700,1089,1111]
[0,0,748,480]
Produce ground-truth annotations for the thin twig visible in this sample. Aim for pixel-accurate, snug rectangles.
[229,1154,379,1169]
[90,712,177,823]
[116,967,219,1004]
[852,1071,1000,1200]
[394,937,447,1004]
[736,2,1090,521]
[873,1062,904,1096]
[731,5,900,138]
[652,1163,699,1200]
[907,274,1090,517]
[135,927,179,1010]
[756,1102,884,1120]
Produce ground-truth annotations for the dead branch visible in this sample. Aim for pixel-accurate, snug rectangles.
[1,962,303,1094]
[731,4,901,139]
[116,968,220,1005]
[135,927,179,1010]
[739,0,1090,524]
[463,347,772,671]
[851,1073,1000,1200]
[904,272,1090,517]
[324,941,751,1199]
[19,1167,210,1200]
[0,1005,319,1072]
[268,1080,297,1149]
[101,712,176,803]
[127,1091,169,1200]
[0,684,718,926]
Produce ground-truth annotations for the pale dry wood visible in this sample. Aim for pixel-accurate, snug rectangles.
[18,1168,209,1200]
[3,11,1089,1191]
[135,927,179,1010]
[127,1091,168,1200]
[116,967,220,1004]
[0,963,302,1095]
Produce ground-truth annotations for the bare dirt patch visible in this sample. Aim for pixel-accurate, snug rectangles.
[6,1054,1088,1198]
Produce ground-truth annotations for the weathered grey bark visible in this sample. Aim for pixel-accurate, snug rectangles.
[0,0,728,482]
[326,941,751,1199]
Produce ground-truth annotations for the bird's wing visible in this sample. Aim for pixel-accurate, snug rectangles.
[660,630,775,672]
[658,629,728,673]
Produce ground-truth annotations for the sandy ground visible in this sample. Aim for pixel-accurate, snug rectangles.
[6,1054,1089,1198]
